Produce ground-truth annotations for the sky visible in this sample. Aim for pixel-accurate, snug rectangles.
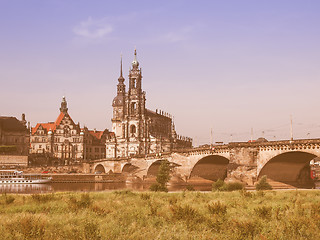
[1,0,320,146]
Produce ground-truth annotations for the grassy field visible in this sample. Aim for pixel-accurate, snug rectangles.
[0,190,320,240]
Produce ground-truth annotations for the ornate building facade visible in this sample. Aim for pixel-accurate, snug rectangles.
[106,50,192,158]
[30,97,109,162]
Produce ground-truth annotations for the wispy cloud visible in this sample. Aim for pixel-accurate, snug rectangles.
[162,26,194,43]
[73,17,113,40]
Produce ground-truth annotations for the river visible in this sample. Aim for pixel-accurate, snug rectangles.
[0,182,212,194]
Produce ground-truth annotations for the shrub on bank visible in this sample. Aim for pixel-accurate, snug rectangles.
[212,179,244,191]
[256,175,273,190]
[212,179,225,191]
[150,183,168,192]
[225,182,244,191]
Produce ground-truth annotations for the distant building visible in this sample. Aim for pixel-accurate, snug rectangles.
[30,97,110,162]
[0,115,29,155]
[106,50,192,158]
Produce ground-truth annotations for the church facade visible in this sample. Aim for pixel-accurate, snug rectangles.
[106,50,192,158]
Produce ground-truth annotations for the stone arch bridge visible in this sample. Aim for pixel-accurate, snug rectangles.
[86,139,320,187]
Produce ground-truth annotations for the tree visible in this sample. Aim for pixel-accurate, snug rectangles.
[150,160,171,192]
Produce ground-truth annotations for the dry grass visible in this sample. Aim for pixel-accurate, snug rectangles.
[0,190,319,239]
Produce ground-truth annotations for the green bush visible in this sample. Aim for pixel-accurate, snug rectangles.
[212,179,226,191]
[150,183,168,192]
[256,176,273,190]
[212,180,244,191]
[225,182,244,191]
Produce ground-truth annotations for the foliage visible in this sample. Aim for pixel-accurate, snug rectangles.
[150,183,168,192]
[212,179,225,191]
[150,159,171,192]
[212,179,244,191]
[256,175,273,190]
[225,182,244,191]
[156,159,171,186]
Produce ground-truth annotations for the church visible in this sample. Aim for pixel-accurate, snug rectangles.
[106,50,192,158]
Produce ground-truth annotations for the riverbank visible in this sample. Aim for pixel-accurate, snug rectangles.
[48,173,126,183]
[0,190,319,239]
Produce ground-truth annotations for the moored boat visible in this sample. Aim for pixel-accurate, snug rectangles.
[0,170,52,184]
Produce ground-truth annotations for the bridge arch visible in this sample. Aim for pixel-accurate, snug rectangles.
[258,151,317,187]
[122,163,138,173]
[190,155,229,181]
[94,164,106,174]
[147,160,164,177]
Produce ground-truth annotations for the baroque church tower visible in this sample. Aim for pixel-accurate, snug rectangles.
[126,49,146,141]
[111,50,147,157]
[112,56,126,138]
[107,49,192,158]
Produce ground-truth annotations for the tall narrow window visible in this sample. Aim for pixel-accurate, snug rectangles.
[131,102,137,114]
[130,125,136,137]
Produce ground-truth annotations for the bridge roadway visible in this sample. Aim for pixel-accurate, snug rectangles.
[85,139,320,187]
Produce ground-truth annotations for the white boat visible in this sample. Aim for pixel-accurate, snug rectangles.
[0,170,52,184]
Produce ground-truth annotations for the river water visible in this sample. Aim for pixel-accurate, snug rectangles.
[0,182,212,194]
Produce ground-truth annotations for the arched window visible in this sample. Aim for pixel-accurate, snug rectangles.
[130,125,136,137]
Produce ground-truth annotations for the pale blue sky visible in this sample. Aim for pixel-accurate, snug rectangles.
[1,0,320,145]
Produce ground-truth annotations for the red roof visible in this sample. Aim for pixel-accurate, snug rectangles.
[55,112,65,125]
[31,112,76,135]
[88,130,104,139]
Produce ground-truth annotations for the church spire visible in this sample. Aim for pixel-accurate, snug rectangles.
[116,55,125,95]
[120,54,123,78]
[118,54,124,83]
[60,96,68,113]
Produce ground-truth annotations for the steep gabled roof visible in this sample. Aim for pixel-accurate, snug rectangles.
[31,122,56,135]
[32,112,77,135]
[88,129,111,140]
[55,112,65,125]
